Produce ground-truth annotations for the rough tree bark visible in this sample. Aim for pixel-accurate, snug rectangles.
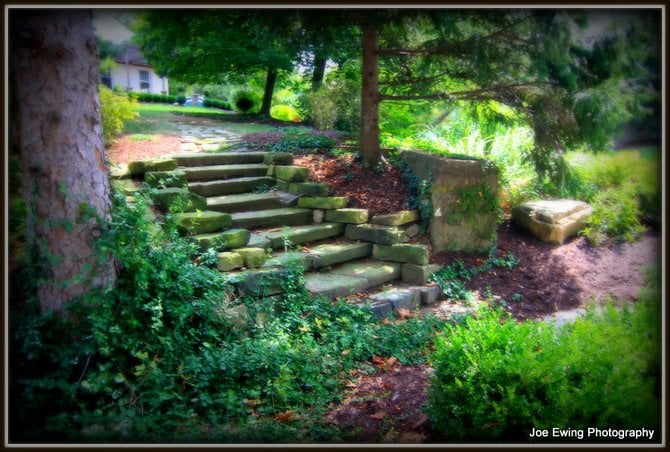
[360,23,381,167]
[10,10,115,312]
[259,66,278,116]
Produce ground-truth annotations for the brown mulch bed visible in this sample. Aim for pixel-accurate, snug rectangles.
[106,134,181,164]
[293,154,411,217]
[432,220,661,321]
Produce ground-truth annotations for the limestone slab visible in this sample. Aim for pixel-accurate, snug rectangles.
[151,187,207,212]
[261,223,344,249]
[325,208,369,224]
[401,263,443,285]
[371,210,419,226]
[192,228,250,252]
[345,224,409,245]
[512,199,593,245]
[308,242,373,269]
[372,243,429,265]
[298,197,349,210]
[173,211,232,235]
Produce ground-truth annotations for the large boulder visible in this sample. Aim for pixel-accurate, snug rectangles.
[512,199,593,245]
[399,150,499,253]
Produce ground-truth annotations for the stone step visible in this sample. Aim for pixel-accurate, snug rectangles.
[258,223,345,249]
[189,176,276,197]
[231,207,312,230]
[261,241,372,272]
[183,164,269,181]
[207,191,298,213]
[304,259,402,299]
[306,242,373,269]
[173,152,267,166]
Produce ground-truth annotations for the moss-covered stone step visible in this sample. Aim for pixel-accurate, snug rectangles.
[182,164,270,181]
[371,210,419,226]
[172,152,267,166]
[233,267,290,296]
[144,169,188,188]
[304,260,402,298]
[259,223,344,249]
[325,208,369,224]
[207,192,297,213]
[188,176,276,197]
[288,182,329,196]
[231,207,312,230]
[344,224,409,245]
[372,243,430,265]
[263,251,315,272]
[297,197,349,210]
[151,187,207,213]
[192,228,250,252]
[274,165,309,182]
[401,263,443,285]
[173,211,233,235]
[127,158,178,175]
[264,153,293,165]
[307,242,373,269]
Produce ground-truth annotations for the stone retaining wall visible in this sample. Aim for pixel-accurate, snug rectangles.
[399,149,499,253]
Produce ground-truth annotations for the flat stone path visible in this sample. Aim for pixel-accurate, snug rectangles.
[173,121,242,153]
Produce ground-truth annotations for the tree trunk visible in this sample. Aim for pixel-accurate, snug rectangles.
[10,10,115,312]
[259,66,278,116]
[360,23,381,167]
[311,53,327,91]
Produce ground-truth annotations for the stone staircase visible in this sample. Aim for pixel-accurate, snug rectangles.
[116,151,461,319]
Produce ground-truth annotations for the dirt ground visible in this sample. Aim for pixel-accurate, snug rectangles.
[107,128,662,445]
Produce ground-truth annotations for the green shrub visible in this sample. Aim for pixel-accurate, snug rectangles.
[175,95,186,105]
[428,291,660,442]
[233,90,257,113]
[203,98,231,110]
[11,189,447,442]
[581,186,645,246]
[270,104,301,122]
[99,85,138,145]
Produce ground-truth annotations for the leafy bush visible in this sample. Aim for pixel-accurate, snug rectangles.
[233,90,257,113]
[271,104,301,122]
[175,95,186,105]
[581,186,645,246]
[11,189,447,442]
[243,127,341,154]
[133,92,177,104]
[99,85,138,145]
[428,289,660,442]
[298,63,360,133]
[565,149,660,244]
[203,98,232,110]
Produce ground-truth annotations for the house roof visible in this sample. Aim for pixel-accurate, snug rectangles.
[115,44,151,67]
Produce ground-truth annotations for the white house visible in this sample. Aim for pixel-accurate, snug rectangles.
[101,44,169,95]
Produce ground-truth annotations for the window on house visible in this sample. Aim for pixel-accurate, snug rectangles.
[139,70,150,90]
[100,69,112,89]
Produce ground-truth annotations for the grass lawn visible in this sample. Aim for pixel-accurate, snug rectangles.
[123,103,278,136]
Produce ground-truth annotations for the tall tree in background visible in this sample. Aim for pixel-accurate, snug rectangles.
[9,10,115,312]
[134,10,298,116]
[358,9,660,176]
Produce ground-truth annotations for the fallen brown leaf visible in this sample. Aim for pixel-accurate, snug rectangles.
[369,410,386,420]
[397,432,427,443]
[274,411,295,423]
[396,308,412,319]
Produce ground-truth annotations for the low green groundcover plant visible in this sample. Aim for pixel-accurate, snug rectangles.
[243,127,341,154]
[10,189,445,442]
[427,280,660,442]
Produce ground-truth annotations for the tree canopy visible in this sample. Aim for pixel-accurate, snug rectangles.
[133,8,660,178]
